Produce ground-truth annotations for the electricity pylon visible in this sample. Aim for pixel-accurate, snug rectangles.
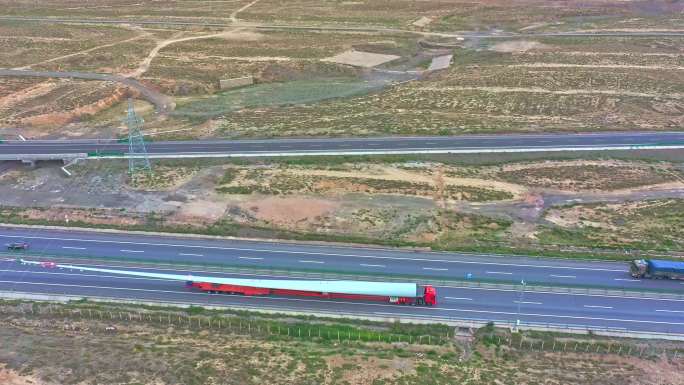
[123,98,152,175]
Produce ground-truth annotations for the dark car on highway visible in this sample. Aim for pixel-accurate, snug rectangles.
[6,242,29,250]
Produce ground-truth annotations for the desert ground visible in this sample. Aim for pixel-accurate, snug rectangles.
[1,153,683,255]
[0,0,682,139]
[0,300,682,385]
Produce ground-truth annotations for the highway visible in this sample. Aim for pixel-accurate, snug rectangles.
[1,16,683,39]
[2,259,684,335]
[2,131,684,159]
[1,227,683,291]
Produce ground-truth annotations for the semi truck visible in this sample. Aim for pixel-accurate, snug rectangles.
[18,259,437,306]
[630,259,684,280]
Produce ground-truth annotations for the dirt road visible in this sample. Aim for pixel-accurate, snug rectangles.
[0,69,174,113]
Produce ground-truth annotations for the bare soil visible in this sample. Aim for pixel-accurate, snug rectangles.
[1,157,683,253]
[0,301,682,385]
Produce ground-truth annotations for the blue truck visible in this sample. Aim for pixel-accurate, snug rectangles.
[630,259,684,280]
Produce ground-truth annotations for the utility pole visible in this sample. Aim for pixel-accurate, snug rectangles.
[124,98,152,175]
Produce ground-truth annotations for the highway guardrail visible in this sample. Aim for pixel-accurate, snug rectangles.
[3,250,683,300]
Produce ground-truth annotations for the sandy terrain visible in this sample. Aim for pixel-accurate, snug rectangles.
[322,50,401,68]
[416,86,680,99]
[239,196,339,226]
[490,40,549,53]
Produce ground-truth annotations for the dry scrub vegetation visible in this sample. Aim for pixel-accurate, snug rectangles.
[1,157,683,254]
[0,301,682,385]
[2,0,682,31]
[543,199,684,251]
[1,1,682,138]
[215,36,684,137]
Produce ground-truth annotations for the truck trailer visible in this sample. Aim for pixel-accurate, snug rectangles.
[18,259,437,306]
[187,281,436,306]
[630,259,684,280]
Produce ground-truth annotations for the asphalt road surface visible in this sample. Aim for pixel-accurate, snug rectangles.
[3,131,684,159]
[1,260,683,335]
[1,227,683,291]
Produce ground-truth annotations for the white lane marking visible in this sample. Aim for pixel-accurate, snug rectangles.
[299,260,324,264]
[486,271,512,275]
[360,264,386,268]
[550,274,576,279]
[445,297,473,301]
[655,309,684,313]
[239,257,263,260]
[514,301,542,305]
[423,267,448,271]
[120,249,144,253]
[179,253,203,257]
[614,278,640,282]
[0,234,626,272]
[584,305,613,309]
[62,246,86,250]
[18,134,26,141]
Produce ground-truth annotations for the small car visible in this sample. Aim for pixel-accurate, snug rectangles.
[6,242,29,250]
